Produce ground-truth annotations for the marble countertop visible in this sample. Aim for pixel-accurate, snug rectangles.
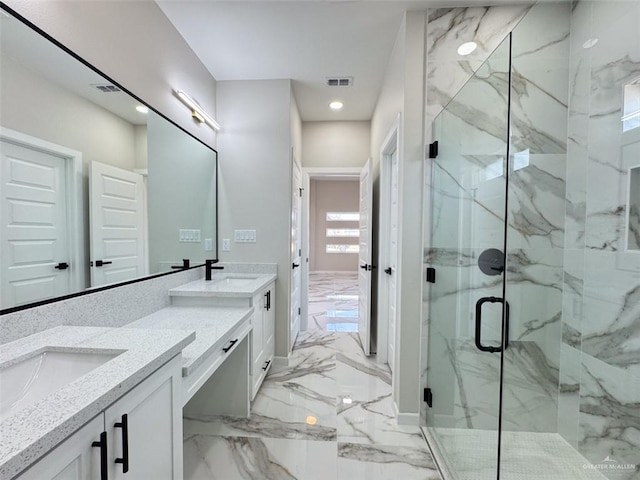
[169,273,277,298]
[0,325,195,480]
[126,305,254,376]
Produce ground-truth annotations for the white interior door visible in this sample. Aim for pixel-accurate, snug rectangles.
[387,149,400,372]
[290,159,302,350]
[0,140,72,308]
[90,161,145,287]
[358,158,373,355]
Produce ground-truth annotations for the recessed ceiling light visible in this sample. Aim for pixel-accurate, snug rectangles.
[329,101,344,111]
[457,41,477,56]
[136,105,149,114]
[582,38,598,49]
[306,415,318,425]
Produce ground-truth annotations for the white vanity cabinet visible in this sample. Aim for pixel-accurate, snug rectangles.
[251,282,275,400]
[16,356,183,480]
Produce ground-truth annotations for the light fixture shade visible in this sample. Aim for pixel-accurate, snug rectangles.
[176,90,221,130]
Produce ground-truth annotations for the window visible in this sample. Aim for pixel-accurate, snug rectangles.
[326,212,359,254]
[623,80,640,133]
[326,212,360,221]
[326,228,359,237]
[326,244,360,254]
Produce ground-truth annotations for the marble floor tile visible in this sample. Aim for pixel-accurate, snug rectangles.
[338,443,442,480]
[183,273,441,480]
[184,435,337,480]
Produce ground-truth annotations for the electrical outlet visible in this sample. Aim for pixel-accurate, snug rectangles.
[204,238,213,251]
[222,238,231,251]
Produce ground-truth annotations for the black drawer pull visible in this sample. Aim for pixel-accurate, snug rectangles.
[92,431,108,480]
[223,338,238,353]
[114,414,129,473]
[262,360,271,371]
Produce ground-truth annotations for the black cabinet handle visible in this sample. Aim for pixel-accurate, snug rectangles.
[264,290,271,311]
[262,360,271,371]
[292,262,300,269]
[475,296,510,353]
[114,414,129,473]
[223,339,238,353]
[92,431,108,480]
[54,262,69,270]
[384,267,392,275]
[95,260,113,267]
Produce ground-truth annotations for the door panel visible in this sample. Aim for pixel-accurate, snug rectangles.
[90,161,145,287]
[424,36,512,480]
[0,140,71,308]
[387,149,399,372]
[357,158,373,355]
[290,160,302,350]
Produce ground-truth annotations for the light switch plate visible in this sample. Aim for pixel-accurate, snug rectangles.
[234,229,257,243]
[204,238,213,251]
[222,238,231,251]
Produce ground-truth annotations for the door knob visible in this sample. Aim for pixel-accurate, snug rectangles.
[54,262,69,270]
[360,264,368,270]
[94,260,113,267]
[292,262,300,269]
[384,267,392,275]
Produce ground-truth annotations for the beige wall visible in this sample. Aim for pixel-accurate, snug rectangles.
[310,180,359,272]
[216,79,299,359]
[302,121,370,168]
[370,11,426,418]
[3,0,217,150]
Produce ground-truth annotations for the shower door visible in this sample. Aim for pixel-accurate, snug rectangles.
[425,36,512,480]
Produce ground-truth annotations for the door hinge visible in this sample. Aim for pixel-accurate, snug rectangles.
[426,267,436,283]
[428,141,438,159]
[298,307,301,315]
[299,187,304,196]
[299,248,301,256]
[424,387,433,407]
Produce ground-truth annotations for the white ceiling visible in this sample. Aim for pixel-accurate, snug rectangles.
[156,0,501,122]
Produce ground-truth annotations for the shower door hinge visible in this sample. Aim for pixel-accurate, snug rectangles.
[424,388,433,407]
[428,141,438,159]
[426,267,436,283]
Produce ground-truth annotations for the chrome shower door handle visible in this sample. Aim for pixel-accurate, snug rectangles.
[474,296,510,353]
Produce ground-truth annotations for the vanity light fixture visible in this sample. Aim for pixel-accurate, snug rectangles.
[457,41,477,56]
[329,100,344,111]
[176,89,221,131]
[136,105,149,114]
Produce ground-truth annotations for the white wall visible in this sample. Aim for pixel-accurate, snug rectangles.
[310,180,359,271]
[370,11,426,418]
[3,0,217,150]
[1,56,137,171]
[216,79,299,359]
[302,121,370,168]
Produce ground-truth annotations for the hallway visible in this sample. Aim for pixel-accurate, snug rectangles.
[183,272,441,479]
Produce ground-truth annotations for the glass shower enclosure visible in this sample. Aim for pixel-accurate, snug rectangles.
[423,1,640,479]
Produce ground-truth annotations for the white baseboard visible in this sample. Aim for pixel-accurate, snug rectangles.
[273,355,290,367]
[394,401,420,425]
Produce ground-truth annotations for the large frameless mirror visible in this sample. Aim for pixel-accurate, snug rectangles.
[0,5,218,312]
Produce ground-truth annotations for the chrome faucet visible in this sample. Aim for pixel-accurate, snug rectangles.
[205,259,224,280]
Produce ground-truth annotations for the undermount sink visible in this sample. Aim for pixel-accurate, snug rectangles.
[0,350,120,422]
[214,276,257,287]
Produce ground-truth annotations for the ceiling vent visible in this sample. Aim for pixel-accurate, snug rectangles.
[92,84,121,93]
[326,77,353,87]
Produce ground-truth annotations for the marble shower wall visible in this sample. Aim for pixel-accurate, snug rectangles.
[560,1,640,477]
[422,1,570,434]
[421,4,531,426]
